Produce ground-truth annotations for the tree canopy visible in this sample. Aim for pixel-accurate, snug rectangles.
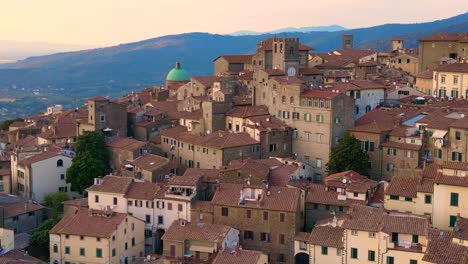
[44,192,69,218]
[66,131,110,194]
[326,133,369,176]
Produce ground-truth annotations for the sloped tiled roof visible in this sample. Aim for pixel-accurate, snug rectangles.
[162,221,231,242]
[86,175,133,194]
[131,154,170,172]
[49,209,129,238]
[308,226,344,248]
[226,105,269,118]
[212,248,264,264]
[422,228,468,264]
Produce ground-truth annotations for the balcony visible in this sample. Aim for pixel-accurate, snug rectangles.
[390,241,423,253]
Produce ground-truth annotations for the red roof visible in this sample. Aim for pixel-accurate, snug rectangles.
[300,90,341,99]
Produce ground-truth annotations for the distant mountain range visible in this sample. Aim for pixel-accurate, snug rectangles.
[230,25,347,36]
[0,12,467,120]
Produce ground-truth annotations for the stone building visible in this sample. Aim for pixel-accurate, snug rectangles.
[210,183,302,263]
[159,126,261,171]
[304,170,379,230]
[213,54,254,76]
[161,221,239,264]
[256,83,354,179]
[418,32,468,71]
[432,63,468,98]
[106,136,150,171]
[49,209,145,264]
[0,193,46,234]
[77,96,128,137]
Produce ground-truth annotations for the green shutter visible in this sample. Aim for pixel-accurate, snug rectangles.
[387,148,391,155]
[412,234,419,243]
[393,149,397,155]
[351,248,358,259]
[387,256,394,264]
[405,197,413,202]
[410,260,417,264]
[321,246,328,255]
[450,215,457,227]
[315,115,320,122]
[278,110,282,117]
[369,142,375,152]
[391,232,398,242]
[452,152,457,161]
[368,250,375,261]
[450,193,459,206]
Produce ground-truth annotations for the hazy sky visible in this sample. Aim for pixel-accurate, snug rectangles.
[2,0,468,46]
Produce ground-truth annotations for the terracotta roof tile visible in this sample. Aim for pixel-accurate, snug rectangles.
[271,76,304,85]
[107,136,147,151]
[124,181,160,200]
[0,249,46,264]
[325,170,378,193]
[18,151,65,167]
[294,232,310,242]
[454,217,468,241]
[443,161,468,171]
[226,105,269,118]
[86,175,133,194]
[50,209,130,238]
[214,54,254,64]
[422,228,468,264]
[167,175,200,187]
[419,32,468,42]
[300,90,341,99]
[0,202,44,218]
[162,221,231,242]
[212,249,264,264]
[308,226,344,248]
[131,154,170,172]
[183,168,221,183]
[211,183,299,212]
[306,184,366,207]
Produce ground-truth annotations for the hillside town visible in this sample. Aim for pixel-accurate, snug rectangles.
[1,32,468,264]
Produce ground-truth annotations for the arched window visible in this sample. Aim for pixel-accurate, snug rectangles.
[290,96,294,105]
[57,159,63,167]
[282,96,286,104]
[289,46,294,55]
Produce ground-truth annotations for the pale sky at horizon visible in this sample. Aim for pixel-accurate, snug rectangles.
[1,0,468,47]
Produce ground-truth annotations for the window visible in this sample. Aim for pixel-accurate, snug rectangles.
[280,213,285,222]
[263,211,268,221]
[113,197,117,205]
[221,207,228,216]
[269,144,277,152]
[435,149,443,159]
[412,234,419,243]
[168,203,172,210]
[304,113,312,122]
[145,214,151,223]
[290,96,294,104]
[450,215,457,227]
[131,223,135,231]
[53,244,58,253]
[386,163,394,172]
[299,241,307,250]
[60,174,65,180]
[279,234,285,244]
[405,197,413,202]
[387,148,397,156]
[336,248,342,256]
[315,114,324,123]
[391,232,398,242]
[369,232,376,238]
[132,237,135,247]
[456,131,461,140]
[441,75,446,84]
[292,112,299,120]
[356,106,360,115]
[178,204,183,212]
[158,215,163,225]
[125,242,128,250]
[95,195,99,203]
[425,195,432,204]
[351,248,358,259]
[316,159,322,169]
[354,192,359,197]
[57,159,63,167]
[260,232,270,242]
[368,250,375,261]
[246,210,251,219]
[410,260,418,264]
[387,256,394,264]
[80,236,84,240]
[282,96,286,104]
[96,248,102,258]
[244,231,254,240]
[405,150,412,158]
[65,246,70,254]
[321,246,328,255]
[80,248,85,256]
[351,230,358,236]
[112,248,116,257]
[333,117,340,124]
[450,193,459,206]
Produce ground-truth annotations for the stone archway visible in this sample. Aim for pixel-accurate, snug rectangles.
[295,252,310,264]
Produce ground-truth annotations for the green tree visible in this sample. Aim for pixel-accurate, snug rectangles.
[0,118,23,131]
[66,151,109,194]
[66,131,110,194]
[74,131,110,163]
[44,192,69,218]
[326,133,369,175]
[29,217,60,260]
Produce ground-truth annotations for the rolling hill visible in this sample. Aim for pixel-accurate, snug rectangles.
[0,12,467,120]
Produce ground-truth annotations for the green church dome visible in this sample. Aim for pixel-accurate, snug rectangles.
[166,61,190,82]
